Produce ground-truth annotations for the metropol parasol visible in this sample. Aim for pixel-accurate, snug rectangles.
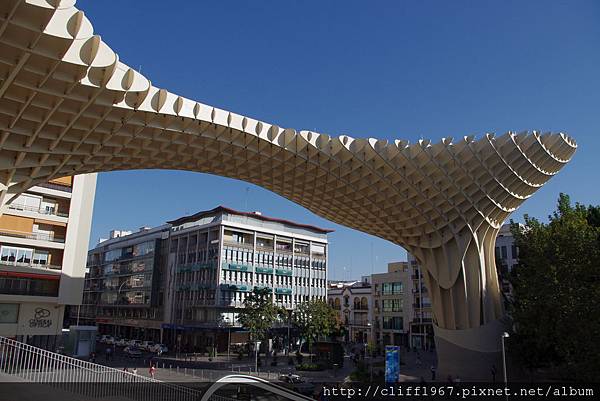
[0,0,576,379]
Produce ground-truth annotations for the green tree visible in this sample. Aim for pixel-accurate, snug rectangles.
[237,288,283,352]
[509,193,600,381]
[293,300,339,361]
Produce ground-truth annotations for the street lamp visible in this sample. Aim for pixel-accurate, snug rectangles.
[501,332,510,392]
[224,316,232,363]
[367,322,373,382]
[116,281,128,336]
[286,310,292,355]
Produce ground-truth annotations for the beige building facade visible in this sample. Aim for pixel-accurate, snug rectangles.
[371,262,412,349]
[328,280,372,344]
[0,175,97,347]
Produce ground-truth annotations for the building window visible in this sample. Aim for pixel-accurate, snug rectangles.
[0,246,39,266]
[382,282,403,295]
[133,241,155,257]
[33,250,49,265]
[383,316,403,330]
[104,249,121,262]
[0,277,59,297]
[382,299,402,312]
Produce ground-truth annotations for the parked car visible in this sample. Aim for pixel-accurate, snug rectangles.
[116,338,129,347]
[100,335,114,344]
[151,344,168,354]
[99,335,110,343]
[278,374,314,396]
[141,341,155,351]
[279,373,302,383]
[124,346,143,358]
[128,339,143,348]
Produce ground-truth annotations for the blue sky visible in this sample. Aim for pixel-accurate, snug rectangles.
[79,0,600,279]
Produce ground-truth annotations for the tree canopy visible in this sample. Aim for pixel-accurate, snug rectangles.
[293,299,339,351]
[237,287,283,343]
[509,193,600,381]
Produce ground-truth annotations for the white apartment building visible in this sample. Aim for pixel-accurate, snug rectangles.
[0,175,97,348]
[164,206,330,351]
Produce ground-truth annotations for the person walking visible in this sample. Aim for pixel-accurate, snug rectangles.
[132,367,137,376]
[430,365,436,381]
[149,364,157,379]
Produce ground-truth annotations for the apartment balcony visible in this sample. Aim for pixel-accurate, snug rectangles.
[220,279,250,287]
[381,309,403,314]
[0,259,61,273]
[219,283,251,292]
[275,248,294,256]
[221,262,250,272]
[348,322,371,328]
[7,203,69,218]
[36,182,72,193]
[275,268,293,276]
[178,261,217,272]
[412,317,433,323]
[223,240,254,250]
[0,229,65,244]
[220,300,245,308]
[253,285,272,293]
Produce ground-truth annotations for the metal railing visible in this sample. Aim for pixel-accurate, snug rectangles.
[0,336,200,401]
[0,229,65,243]
[7,203,69,218]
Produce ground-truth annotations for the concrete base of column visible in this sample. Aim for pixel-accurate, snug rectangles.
[433,317,510,381]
